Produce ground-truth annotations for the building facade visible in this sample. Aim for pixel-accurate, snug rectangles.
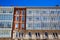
[0,7,14,40]
[12,7,60,40]
[0,6,60,40]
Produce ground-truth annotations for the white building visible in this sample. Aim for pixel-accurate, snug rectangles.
[0,7,14,38]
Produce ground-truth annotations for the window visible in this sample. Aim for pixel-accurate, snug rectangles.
[58,11,60,14]
[0,22,11,28]
[28,10,32,14]
[34,16,39,21]
[28,23,33,27]
[0,8,13,13]
[36,10,39,14]
[41,11,47,14]
[28,17,32,21]
[28,32,32,37]
[3,10,6,13]
[50,23,57,30]
[43,11,46,13]
[51,17,55,21]
[41,22,50,30]
[22,24,24,28]
[0,14,13,20]
[22,10,25,15]
[4,22,11,28]
[16,16,19,21]
[0,30,11,37]
[15,23,18,28]
[9,10,13,13]
[27,16,33,21]
[33,23,41,29]
[51,16,58,21]
[50,11,57,14]
[50,11,54,14]
[26,23,33,30]
[22,16,25,21]
[0,22,4,28]
[58,16,60,20]
[7,22,11,28]
[16,10,20,14]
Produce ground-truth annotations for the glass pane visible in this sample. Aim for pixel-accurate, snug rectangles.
[29,10,32,14]
[3,10,6,13]
[0,22,11,28]
[16,16,19,21]
[0,22,4,28]
[22,24,24,28]
[22,16,24,21]
[34,16,39,21]
[22,10,25,15]
[15,24,18,28]
[0,14,13,20]
[27,16,33,21]
[16,10,20,14]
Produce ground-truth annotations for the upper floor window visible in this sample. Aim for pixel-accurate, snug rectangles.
[43,11,46,13]
[42,16,47,21]
[0,22,4,28]
[4,22,11,28]
[0,14,13,20]
[22,24,24,28]
[50,11,54,14]
[16,16,19,21]
[58,11,60,14]
[15,23,18,28]
[41,11,47,14]
[50,11,57,14]
[36,10,39,13]
[7,23,11,28]
[27,23,33,28]
[9,10,13,13]
[0,22,11,28]
[58,16,60,20]
[27,16,33,21]
[3,10,6,13]
[22,10,25,15]
[34,16,39,21]
[33,23,41,29]
[22,16,25,21]
[16,10,20,14]
[28,10,32,14]
[0,30,10,37]
[0,8,13,13]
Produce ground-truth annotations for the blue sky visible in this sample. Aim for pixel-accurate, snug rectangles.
[0,0,60,6]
